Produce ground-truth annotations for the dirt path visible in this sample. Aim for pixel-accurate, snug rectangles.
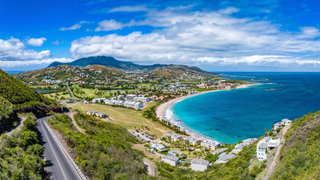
[5,116,26,136]
[67,112,86,134]
[143,158,157,176]
[262,125,291,180]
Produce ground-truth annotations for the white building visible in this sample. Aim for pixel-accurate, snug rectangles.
[117,95,125,99]
[201,140,221,150]
[126,94,137,101]
[151,144,166,152]
[133,97,150,102]
[190,158,210,171]
[212,148,228,155]
[257,137,280,161]
[184,136,201,145]
[273,119,292,130]
[162,155,180,166]
[216,154,236,164]
[92,98,107,103]
[168,151,184,157]
[166,132,183,141]
[234,138,258,153]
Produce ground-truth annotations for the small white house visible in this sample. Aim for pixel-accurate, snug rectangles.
[217,154,236,163]
[151,144,166,152]
[162,155,180,166]
[190,158,210,171]
[281,118,292,125]
[168,151,184,157]
[256,137,280,161]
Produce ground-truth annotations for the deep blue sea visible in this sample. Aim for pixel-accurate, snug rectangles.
[5,71,23,75]
[170,72,320,144]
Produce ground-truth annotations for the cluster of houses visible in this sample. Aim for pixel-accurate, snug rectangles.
[91,97,143,109]
[273,118,292,131]
[41,78,62,84]
[198,80,240,90]
[86,111,108,118]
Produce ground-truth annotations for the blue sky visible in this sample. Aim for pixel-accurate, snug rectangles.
[1,0,320,71]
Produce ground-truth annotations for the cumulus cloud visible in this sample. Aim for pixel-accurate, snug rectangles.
[71,6,320,67]
[60,21,91,31]
[27,37,47,47]
[95,19,125,31]
[0,58,73,67]
[52,40,63,45]
[108,5,148,12]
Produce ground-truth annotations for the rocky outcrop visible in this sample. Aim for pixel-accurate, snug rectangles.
[0,112,18,134]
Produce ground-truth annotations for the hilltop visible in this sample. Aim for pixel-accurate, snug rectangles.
[48,56,215,75]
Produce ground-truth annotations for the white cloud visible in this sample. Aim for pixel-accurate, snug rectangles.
[60,21,90,31]
[108,5,148,12]
[95,19,125,31]
[72,6,320,68]
[27,37,47,47]
[52,40,63,45]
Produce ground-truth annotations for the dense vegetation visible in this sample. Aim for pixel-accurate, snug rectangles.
[156,142,259,179]
[0,68,55,108]
[0,96,14,119]
[0,117,45,179]
[271,111,320,179]
[48,113,151,180]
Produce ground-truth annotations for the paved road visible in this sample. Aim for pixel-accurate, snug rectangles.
[66,83,75,100]
[37,116,82,180]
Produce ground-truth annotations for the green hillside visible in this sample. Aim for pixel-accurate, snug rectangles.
[271,111,320,179]
[48,56,215,74]
[0,68,55,108]
[48,112,149,179]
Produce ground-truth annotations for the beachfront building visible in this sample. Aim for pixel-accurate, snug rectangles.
[151,144,166,152]
[168,151,184,157]
[166,132,183,141]
[256,137,280,161]
[184,136,201,145]
[190,158,210,171]
[162,155,180,166]
[216,154,237,164]
[201,140,221,150]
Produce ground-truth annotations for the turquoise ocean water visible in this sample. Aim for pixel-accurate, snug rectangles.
[170,72,320,144]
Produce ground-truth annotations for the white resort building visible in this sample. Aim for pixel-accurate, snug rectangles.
[166,132,183,141]
[256,137,280,161]
[162,155,180,166]
[201,140,221,150]
[190,158,210,171]
[184,136,201,145]
[151,144,166,152]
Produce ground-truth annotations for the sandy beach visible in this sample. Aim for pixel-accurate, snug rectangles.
[155,83,257,140]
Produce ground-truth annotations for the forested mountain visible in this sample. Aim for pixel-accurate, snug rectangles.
[271,111,320,179]
[48,56,215,74]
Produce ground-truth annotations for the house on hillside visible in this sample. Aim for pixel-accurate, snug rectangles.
[212,148,228,155]
[216,154,236,164]
[256,137,280,161]
[190,159,210,171]
[162,155,180,166]
[168,151,184,157]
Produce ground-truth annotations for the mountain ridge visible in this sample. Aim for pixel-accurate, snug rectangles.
[48,56,216,74]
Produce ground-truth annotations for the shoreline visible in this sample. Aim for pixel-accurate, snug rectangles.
[155,83,258,142]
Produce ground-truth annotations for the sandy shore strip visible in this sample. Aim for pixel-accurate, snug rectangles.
[155,83,258,140]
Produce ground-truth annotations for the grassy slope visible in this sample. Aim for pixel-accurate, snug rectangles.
[271,111,320,179]
[84,65,125,74]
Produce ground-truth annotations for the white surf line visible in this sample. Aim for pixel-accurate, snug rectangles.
[41,120,68,180]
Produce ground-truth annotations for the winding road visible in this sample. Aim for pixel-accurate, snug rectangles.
[37,116,82,180]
